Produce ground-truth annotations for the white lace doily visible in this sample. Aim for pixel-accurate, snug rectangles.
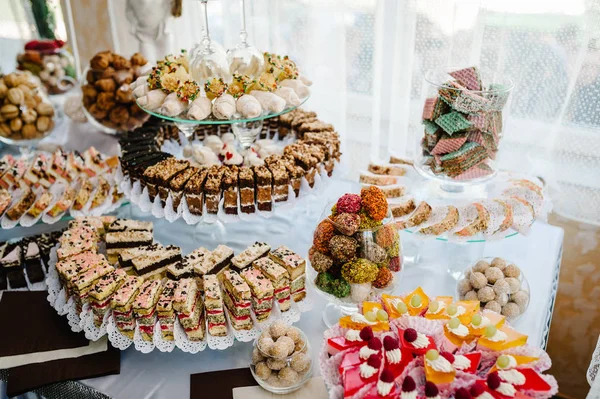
[65,297,83,332]
[133,321,156,353]
[106,314,133,350]
[173,318,207,354]
[587,335,600,399]
[153,322,176,353]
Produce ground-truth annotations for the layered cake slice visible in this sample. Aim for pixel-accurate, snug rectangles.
[254,257,291,312]
[194,245,233,281]
[88,268,128,327]
[90,177,110,209]
[231,242,271,271]
[131,244,181,277]
[105,231,153,264]
[221,166,239,215]
[222,270,252,330]
[169,166,199,211]
[281,156,304,197]
[204,166,225,214]
[238,167,255,214]
[1,245,25,288]
[240,268,274,322]
[154,159,190,203]
[0,159,26,190]
[24,241,44,283]
[46,186,77,217]
[5,187,35,221]
[26,190,53,218]
[269,246,306,302]
[57,226,98,260]
[55,251,106,291]
[117,243,161,268]
[133,279,164,341]
[68,217,104,234]
[266,161,289,202]
[253,165,272,211]
[72,179,94,210]
[167,247,209,281]
[71,259,113,301]
[0,189,12,217]
[183,168,208,216]
[108,219,153,233]
[111,275,145,338]
[157,280,177,340]
[203,274,226,336]
[174,278,206,341]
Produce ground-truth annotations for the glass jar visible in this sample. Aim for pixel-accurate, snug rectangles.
[309,205,402,305]
[415,67,513,186]
[16,41,77,95]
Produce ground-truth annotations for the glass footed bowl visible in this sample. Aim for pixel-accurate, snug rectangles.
[308,203,403,308]
[250,328,313,394]
[134,93,310,125]
[0,90,59,148]
[80,66,149,135]
[455,256,530,322]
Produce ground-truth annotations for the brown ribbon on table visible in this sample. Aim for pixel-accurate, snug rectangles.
[190,368,257,399]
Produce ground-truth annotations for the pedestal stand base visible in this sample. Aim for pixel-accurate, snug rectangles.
[322,302,358,328]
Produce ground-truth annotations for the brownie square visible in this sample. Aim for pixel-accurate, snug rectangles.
[221,166,238,215]
[7,269,26,288]
[204,166,225,214]
[238,167,255,214]
[184,168,208,216]
[253,166,272,211]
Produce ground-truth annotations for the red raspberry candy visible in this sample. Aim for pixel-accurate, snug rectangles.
[360,326,374,342]
[404,328,417,343]
[367,354,381,369]
[368,337,382,351]
[487,372,501,390]
[455,387,472,399]
[380,368,394,383]
[402,376,416,392]
[440,351,455,364]
[383,336,399,351]
[425,381,439,397]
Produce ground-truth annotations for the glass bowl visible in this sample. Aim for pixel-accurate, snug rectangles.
[415,67,513,186]
[250,327,312,394]
[80,66,149,135]
[17,47,77,95]
[455,256,530,321]
[309,204,402,306]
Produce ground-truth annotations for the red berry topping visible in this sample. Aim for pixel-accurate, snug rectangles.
[402,376,416,392]
[487,372,501,390]
[226,152,233,160]
[404,328,417,343]
[455,388,472,399]
[425,381,439,397]
[222,144,227,149]
[380,368,394,383]
[336,193,362,214]
[470,383,485,397]
[440,351,455,364]
[368,337,382,351]
[383,336,399,351]
[360,326,374,342]
[367,354,381,369]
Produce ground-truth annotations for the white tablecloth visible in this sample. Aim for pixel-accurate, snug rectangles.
[0,121,564,399]
[76,180,562,399]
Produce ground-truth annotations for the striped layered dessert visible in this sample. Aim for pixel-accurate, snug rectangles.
[57,225,98,260]
[240,268,274,322]
[254,257,291,312]
[111,275,144,339]
[133,279,164,341]
[105,231,153,264]
[222,270,252,330]
[231,242,271,271]
[173,278,205,341]
[88,269,128,327]
[156,280,177,341]
[55,251,106,293]
[107,219,153,233]
[167,247,210,281]
[70,258,113,312]
[131,245,181,277]
[203,275,226,336]
[194,245,233,284]
[269,246,306,302]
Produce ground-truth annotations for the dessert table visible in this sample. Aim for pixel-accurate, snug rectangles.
[0,121,564,399]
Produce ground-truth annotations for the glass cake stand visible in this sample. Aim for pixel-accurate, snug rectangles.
[135,95,310,150]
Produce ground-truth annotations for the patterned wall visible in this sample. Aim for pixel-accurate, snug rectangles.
[68,0,113,69]
[547,214,600,398]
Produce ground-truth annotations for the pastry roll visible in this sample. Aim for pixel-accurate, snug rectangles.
[279,79,310,98]
[236,94,262,118]
[274,87,301,107]
[130,75,148,90]
[299,75,312,86]
[249,90,286,113]
[160,92,188,117]
[132,83,149,98]
[187,97,212,120]
[137,89,167,111]
[212,93,236,120]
